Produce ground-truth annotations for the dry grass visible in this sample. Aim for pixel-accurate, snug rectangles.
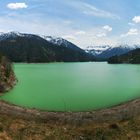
[0,114,140,140]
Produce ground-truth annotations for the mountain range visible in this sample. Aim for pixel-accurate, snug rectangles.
[86,45,140,60]
[0,32,139,63]
[0,32,94,63]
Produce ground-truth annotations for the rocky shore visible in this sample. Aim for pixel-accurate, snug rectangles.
[0,97,140,125]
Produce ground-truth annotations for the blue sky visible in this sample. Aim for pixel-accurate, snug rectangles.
[1,0,140,48]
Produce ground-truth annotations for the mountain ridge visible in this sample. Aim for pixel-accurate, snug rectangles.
[0,32,94,63]
[86,44,140,60]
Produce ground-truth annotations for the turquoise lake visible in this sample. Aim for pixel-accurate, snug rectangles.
[1,62,140,112]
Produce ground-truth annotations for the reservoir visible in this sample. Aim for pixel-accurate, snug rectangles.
[1,62,140,112]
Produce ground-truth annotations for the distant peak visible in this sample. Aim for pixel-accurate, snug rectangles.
[41,35,68,46]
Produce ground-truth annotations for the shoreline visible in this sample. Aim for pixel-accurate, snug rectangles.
[0,97,140,125]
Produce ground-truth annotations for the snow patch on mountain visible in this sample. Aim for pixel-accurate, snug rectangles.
[85,45,111,56]
[0,32,39,41]
[41,36,70,47]
[85,44,140,59]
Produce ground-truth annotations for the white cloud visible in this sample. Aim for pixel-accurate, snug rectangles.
[7,3,28,10]
[132,16,140,23]
[93,25,112,39]
[81,3,120,19]
[0,11,132,48]
[96,33,106,37]
[0,15,120,48]
[75,31,86,35]
[121,28,139,37]
[63,20,73,25]
[68,1,120,20]
[62,35,76,40]
[103,25,112,32]
[127,28,139,35]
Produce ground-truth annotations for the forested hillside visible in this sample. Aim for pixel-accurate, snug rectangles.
[108,48,140,64]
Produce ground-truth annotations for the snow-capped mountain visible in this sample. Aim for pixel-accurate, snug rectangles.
[42,36,67,46]
[98,45,140,59]
[0,32,42,41]
[0,32,94,62]
[85,45,111,56]
[0,32,139,61]
[42,35,84,52]
[0,32,22,41]
[0,32,85,52]
[86,44,140,59]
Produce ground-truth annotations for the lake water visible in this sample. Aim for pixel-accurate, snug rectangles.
[1,62,140,112]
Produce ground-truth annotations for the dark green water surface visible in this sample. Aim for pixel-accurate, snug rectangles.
[1,62,140,111]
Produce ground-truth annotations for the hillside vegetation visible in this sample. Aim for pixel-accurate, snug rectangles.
[108,48,140,64]
[0,54,16,93]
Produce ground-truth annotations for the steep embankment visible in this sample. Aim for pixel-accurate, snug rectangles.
[0,55,16,94]
[108,48,140,64]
